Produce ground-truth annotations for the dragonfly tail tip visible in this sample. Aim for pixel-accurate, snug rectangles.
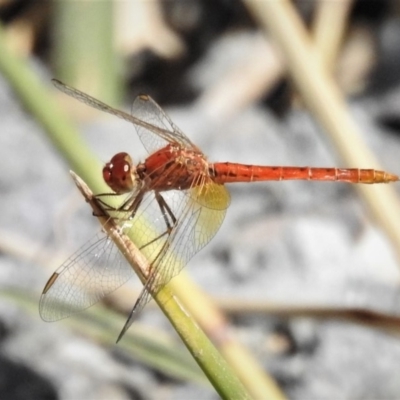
[381,172,400,183]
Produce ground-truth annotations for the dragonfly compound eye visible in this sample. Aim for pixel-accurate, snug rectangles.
[103,152,135,193]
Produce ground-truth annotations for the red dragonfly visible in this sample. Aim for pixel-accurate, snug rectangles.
[40,79,398,342]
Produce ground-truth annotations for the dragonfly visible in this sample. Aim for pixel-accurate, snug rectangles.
[40,79,399,342]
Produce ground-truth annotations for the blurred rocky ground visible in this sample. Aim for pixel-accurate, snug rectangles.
[1,1,400,399]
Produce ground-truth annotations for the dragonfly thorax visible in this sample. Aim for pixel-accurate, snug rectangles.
[103,152,138,194]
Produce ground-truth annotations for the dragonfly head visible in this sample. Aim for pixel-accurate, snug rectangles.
[103,152,136,193]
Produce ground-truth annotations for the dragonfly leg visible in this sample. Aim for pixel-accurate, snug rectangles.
[139,192,177,252]
[92,193,133,218]
[95,192,135,212]
[155,192,177,227]
[93,191,145,220]
[125,191,144,218]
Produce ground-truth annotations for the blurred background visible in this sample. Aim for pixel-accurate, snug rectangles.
[1,0,400,399]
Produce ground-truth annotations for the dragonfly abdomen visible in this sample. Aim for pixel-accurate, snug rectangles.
[211,163,399,184]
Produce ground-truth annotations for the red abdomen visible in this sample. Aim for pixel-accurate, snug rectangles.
[210,163,398,184]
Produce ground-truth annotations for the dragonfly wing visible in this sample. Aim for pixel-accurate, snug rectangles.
[39,230,135,321]
[146,182,230,284]
[52,80,199,155]
[117,181,230,337]
[188,177,231,211]
[131,95,198,154]
[52,79,140,124]
[116,282,154,342]
[40,180,229,335]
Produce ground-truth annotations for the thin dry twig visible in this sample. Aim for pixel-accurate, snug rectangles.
[312,0,353,71]
[218,299,400,337]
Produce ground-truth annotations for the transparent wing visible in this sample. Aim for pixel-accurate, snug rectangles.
[140,182,230,295]
[52,79,198,154]
[117,181,230,338]
[131,95,197,154]
[40,181,229,326]
[39,230,135,321]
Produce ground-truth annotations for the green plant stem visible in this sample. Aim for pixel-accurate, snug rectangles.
[52,0,121,105]
[71,172,251,400]
[0,25,105,192]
